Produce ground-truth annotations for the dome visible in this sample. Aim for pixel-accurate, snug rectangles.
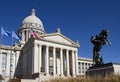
[22,9,43,26]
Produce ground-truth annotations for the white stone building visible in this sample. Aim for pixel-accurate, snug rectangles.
[0,9,93,82]
[78,57,93,76]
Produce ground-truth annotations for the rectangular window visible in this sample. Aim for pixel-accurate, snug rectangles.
[1,53,7,69]
[10,54,15,71]
[78,62,81,73]
[10,71,13,76]
[1,53,7,76]
[2,70,5,76]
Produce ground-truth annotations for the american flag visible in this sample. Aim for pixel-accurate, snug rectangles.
[29,27,41,40]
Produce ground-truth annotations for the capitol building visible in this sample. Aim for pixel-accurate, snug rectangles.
[0,9,92,82]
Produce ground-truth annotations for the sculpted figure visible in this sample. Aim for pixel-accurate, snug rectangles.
[90,29,111,66]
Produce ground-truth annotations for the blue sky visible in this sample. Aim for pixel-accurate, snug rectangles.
[0,0,120,63]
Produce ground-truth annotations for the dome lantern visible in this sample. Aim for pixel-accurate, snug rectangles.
[31,8,35,16]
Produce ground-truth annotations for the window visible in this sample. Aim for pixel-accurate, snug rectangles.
[10,70,13,76]
[10,64,14,70]
[1,53,7,69]
[10,54,14,63]
[78,62,81,73]
[2,70,5,76]
[82,63,84,73]
[32,23,36,26]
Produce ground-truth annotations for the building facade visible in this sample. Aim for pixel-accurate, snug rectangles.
[78,57,93,76]
[0,9,93,82]
[0,45,21,81]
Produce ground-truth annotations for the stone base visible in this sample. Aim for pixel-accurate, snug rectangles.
[86,62,120,76]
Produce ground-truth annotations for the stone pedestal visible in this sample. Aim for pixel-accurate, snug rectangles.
[86,62,120,76]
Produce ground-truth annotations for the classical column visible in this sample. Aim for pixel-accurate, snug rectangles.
[21,31,23,41]
[60,48,64,76]
[34,44,39,73]
[53,47,56,76]
[66,49,70,76]
[22,31,25,41]
[45,46,49,75]
[75,51,78,76]
[72,51,75,77]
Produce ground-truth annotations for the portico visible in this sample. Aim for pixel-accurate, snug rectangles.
[21,32,79,79]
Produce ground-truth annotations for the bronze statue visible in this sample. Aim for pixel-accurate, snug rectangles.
[90,29,111,66]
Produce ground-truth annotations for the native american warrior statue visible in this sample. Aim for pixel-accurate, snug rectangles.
[90,29,111,66]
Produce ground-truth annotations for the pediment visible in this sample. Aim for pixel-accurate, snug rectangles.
[42,33,78,46]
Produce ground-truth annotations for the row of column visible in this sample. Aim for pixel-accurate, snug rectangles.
[78,62,92,75]
[20,29,43,42]
[34,44,78,76]
[0,50,19,77]
[21,30,31,42]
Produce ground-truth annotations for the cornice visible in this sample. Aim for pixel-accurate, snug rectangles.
[78,57,93,62]
[0,45,21,51]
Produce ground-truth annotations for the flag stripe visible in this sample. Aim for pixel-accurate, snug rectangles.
[29,28,41,40]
